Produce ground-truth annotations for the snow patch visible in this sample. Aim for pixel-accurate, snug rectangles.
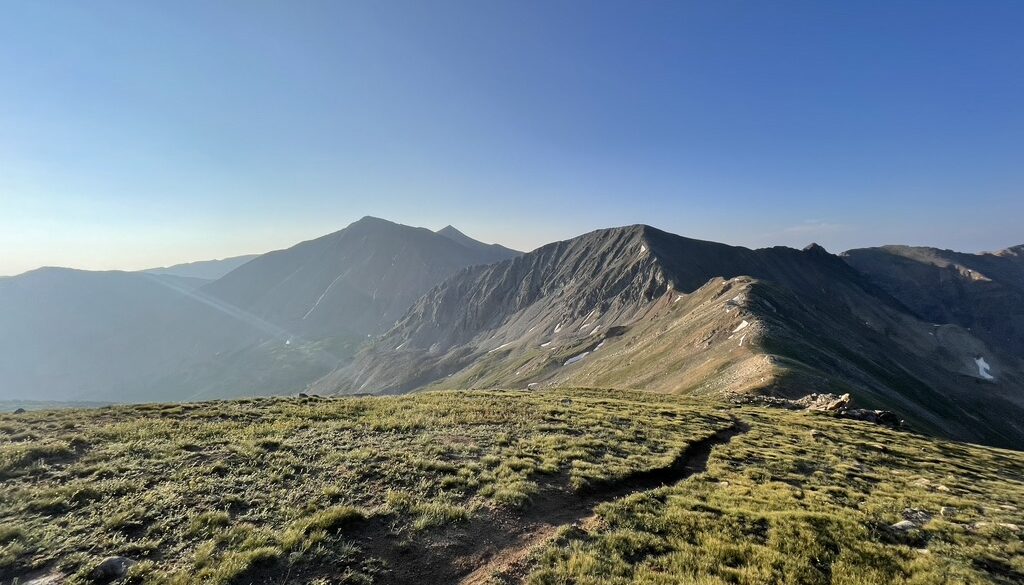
[594,340,606,351]
[554,323,563,333]
[590,325,601,335]
[563,352,590,366]
[975,357,995,380]
[540,342,552,347]
[732,320,750,333]
[739,335,745,346]
[395,341,407,351]
[488,342,512,354]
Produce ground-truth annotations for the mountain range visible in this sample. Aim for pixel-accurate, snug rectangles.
[2,218,1021,448]
[0,218,519,403]
[144,254,259,281]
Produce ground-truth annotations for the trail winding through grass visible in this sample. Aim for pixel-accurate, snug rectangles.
[457,418,751,585]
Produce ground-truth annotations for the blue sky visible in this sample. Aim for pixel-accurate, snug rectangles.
[2,1,1022,275]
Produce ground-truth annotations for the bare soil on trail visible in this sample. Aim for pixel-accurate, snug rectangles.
[348,419,750,585]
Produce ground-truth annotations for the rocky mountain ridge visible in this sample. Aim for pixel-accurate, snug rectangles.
[315,225,1024,448]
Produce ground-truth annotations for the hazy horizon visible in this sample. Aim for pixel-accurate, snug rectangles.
[3,213,1022,278]
[3,1,1022,275]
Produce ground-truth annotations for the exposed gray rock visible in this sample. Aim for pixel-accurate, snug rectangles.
[738,393,903,428]
[902,508,932,525]
[90,556,135,583]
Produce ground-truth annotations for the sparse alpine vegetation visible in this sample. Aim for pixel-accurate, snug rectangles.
[1,389,1021,584]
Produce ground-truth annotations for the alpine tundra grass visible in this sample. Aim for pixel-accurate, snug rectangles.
[0,389,1021,584]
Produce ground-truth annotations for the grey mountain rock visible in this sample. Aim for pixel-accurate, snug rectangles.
[315,225,1024,449]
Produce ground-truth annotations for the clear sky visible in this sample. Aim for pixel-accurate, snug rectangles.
[2,1,1022,275]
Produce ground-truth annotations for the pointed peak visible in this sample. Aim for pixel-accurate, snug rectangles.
[436,225,466,237]
[803,243,829,254]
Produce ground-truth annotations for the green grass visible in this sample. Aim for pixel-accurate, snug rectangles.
[526,406,1024,585]
[0,390,1020,584]
[0,389,729,583]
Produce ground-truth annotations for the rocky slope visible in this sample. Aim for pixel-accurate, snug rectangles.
[317,226,1024,449]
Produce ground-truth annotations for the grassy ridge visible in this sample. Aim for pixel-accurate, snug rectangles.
[0,390,729,583]
[527,407,1024,584]
[1,390,1022,584]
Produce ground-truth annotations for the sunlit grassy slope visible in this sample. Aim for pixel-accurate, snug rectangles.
[1,389,1021,584]
[527,408,1024,585]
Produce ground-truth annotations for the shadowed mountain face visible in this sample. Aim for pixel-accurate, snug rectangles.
[0,218,520,403]
[842,245,1024,357]
[316,226,1024,449]
[203,217,521,340]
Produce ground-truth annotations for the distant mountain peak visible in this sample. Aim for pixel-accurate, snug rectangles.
[353,215,394,225]
[995,244,1024,257]
[345,216,407,233]
[435,225,522,260]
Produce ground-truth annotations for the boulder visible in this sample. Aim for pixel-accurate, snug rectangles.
[902,508,932,525]
[822,393,852,412]
[735,392,902,427]
[90,556,135,583]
